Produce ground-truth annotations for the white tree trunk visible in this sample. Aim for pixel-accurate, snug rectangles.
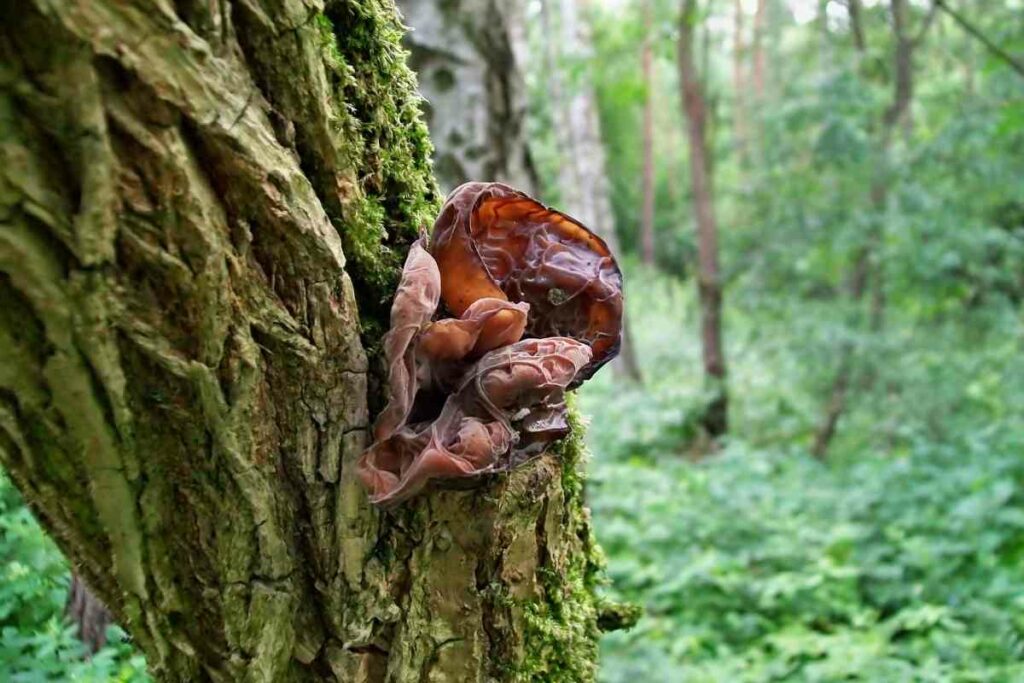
[540,0,643,381]
[398,0,538,194]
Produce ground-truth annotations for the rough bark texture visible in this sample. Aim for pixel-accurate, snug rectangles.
[678,0,728,441]
[66,574,114,653]
[397,0,538,195]
[0,1,609,680]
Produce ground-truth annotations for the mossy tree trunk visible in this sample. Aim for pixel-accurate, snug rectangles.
[0,1,610,680]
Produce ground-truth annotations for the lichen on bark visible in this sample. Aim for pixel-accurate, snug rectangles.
[0,0,615,680]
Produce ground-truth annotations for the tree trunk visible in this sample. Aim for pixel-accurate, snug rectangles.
[0,1,614,680]
[848,0,867,53]
[640,0,656,266]
[677,0,728,441]
[538,0,643,383]
[65,574,114,653]
[732,0,748,162]
[398,0,539,195]
[751,0,768,101]
[887,0,914,139]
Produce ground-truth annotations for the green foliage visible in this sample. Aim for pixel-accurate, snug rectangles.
[568,17,1024,679]
[589,440,1024,681]
[580,265,1024,682]
[0,474,148,682]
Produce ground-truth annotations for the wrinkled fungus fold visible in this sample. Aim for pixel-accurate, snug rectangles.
[431,181,623,381]
[419,297,530,362]
[372,240,440,443]
[357,182,623,506]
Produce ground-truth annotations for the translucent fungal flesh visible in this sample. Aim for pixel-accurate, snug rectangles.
[357,182,622,506]
[431,182,623,381]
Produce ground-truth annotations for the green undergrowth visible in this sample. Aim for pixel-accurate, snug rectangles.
[0,473,149,682]
[588,437,1024,682]
[580,264,1024,682]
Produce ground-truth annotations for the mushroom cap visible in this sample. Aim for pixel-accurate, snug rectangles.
[359,182,622,508]
[418,297,530,362]
[431,182,623,381]
[356,337,592,507]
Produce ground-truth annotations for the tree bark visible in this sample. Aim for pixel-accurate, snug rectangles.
[887,0,913,138]
[677,0,728,441]
[640,0,656,266]
[848,0,867,53]
[0,1,613,680]
[751,0,768,101]
[398,0,539,195]
[66,574,114,653]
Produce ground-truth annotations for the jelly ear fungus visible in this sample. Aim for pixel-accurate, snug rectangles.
[357,183,624,506]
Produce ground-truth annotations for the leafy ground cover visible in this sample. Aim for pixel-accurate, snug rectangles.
[0,475,148,682]
[583,266,1024,683]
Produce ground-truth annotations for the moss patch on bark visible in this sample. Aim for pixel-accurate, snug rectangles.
[316,3,440,336]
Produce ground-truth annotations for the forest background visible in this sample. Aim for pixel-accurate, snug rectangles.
[2,0,1023,681]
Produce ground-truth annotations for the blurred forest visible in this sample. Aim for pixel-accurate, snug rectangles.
[3,0,1024,681]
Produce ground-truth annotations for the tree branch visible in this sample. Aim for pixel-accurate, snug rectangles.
[911,4,938,47]
[934,0,1024,78]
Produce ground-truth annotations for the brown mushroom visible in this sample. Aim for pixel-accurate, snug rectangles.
[358,181,622,507]
[418,297,530,362]
[356,337,592,507]
[372,239,440,442]
[431,182,623,380]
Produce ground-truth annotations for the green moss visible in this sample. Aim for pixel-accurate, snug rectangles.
[596,599,643,633]
[315,2,440,331]
[511,399,642,681]
[314,14,342,66]
[553,397,590,507]
[519,565,600,682]
[310,9,635,679]
[513,401,600,682]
